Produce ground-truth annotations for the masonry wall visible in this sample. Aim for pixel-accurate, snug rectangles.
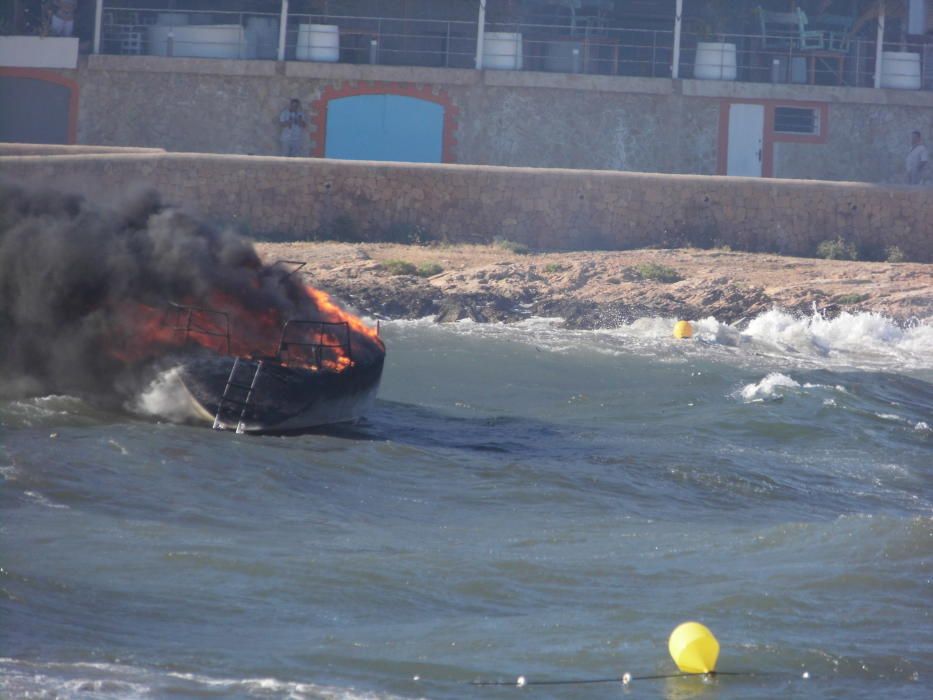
[773,102,933,183]
[2,153,930,262]
[7,56,932,183]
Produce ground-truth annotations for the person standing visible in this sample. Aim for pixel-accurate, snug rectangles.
[50,0,77,37]
[906,130,929,185]
[279,98,307,158]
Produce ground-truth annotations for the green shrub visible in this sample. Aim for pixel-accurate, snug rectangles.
[816,237,858,260]
[382,260,418,276]
[885,245,906,263]
[495,238,530,255]
[416,262,444,277]
[544,263,565,274]
[634,262,683,283]
[836,293,869,305]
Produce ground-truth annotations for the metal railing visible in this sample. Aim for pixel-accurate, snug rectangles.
[285,13,478,68]
[101,6,280,59]
[678,30,930,90]
[485,21,673,78]
[277,320,352,370]
[98,5,931,92]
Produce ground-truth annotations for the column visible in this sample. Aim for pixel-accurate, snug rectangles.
[475,0,487,69]
[93,0,103,54]
[874,0,886,88]
[672,0,683,78]
[278,0,289,62]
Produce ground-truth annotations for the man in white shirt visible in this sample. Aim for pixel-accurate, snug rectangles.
[906,130,929,185]
[50,0,77,37]
[279,98,307,158]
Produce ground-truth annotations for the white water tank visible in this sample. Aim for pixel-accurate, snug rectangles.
[693,41,737,80]
[880,51,921,89]
[296,24,339,62]
[483,32,523,70]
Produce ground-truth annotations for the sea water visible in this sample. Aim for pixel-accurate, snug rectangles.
[1,310,931,699]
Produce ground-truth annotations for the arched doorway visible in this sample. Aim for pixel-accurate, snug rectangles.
[0,69,78,144]
[312,83,457,163]
[326,94,444,163]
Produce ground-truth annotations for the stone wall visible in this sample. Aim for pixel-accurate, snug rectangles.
[2,152,930,262]
[8,56,931,183]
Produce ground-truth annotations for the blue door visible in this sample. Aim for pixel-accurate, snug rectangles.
[325,94,444,163]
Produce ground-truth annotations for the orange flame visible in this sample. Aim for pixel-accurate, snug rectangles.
[104,279,382,374]
[304,285,382,343]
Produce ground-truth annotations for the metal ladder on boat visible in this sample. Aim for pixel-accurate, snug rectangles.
[213,358,264,435]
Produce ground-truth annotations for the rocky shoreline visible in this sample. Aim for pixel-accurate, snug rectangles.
[256,242,932,329]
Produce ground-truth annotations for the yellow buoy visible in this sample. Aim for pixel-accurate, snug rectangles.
[669,621,719,674]
[673,320,693,339]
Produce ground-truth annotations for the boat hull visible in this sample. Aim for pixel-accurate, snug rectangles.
[177,354,384,433]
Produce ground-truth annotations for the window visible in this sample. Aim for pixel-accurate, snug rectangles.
[774,107,820,135]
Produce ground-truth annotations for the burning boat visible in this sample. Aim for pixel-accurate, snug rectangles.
[123,258,387,434]
[162,298,385,433]
[1,185,385,431]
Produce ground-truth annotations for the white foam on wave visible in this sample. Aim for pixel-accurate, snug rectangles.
[23,490,69,509]
[131,366,203,423]
[611,309,931,369]
[167,671,405,698]
[0,659,150,700]
[736,372,801,402]
[386,309,931,372]
[740,309,932,368]
[0,657,407,700]
[2,395,84,422]
[875,412,903,422]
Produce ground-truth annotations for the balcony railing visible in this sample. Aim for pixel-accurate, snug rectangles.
[285,13,478,68]
[96,5,931,92]
[101,6,281,59]
[678,30,931,90]
[484,21,673,78]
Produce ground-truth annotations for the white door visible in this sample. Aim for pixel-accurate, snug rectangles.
[727,103,764,177]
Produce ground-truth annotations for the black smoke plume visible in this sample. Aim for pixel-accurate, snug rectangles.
[0,182,378,403]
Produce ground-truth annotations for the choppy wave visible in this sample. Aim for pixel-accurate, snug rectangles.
[0,394,112,429]
[3,309,932,700]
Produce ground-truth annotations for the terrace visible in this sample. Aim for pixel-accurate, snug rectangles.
[2,1,931,89]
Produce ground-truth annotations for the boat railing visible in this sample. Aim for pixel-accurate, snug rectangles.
[276,319,352,369]
[162,302,232,355]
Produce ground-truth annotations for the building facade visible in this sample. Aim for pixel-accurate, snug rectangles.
[2,1,932,183]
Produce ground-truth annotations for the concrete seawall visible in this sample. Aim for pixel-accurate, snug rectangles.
[1,152,930,261]
[0,144,166,157]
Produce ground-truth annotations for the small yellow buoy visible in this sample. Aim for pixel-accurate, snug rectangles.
[673,320,694,339]
[669,621,719,674]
